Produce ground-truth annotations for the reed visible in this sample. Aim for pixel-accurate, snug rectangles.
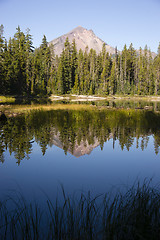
[1,103,96,115]
[0,180,160,239]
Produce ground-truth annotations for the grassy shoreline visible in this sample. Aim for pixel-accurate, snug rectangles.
[50,94,160,102]
[0,94,160,118]
[0,181,160,239]
[1,94,160,104]
[0,95,15,103]
[0,103,159,119]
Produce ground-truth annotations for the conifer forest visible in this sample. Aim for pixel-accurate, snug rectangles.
[0,25,160,97]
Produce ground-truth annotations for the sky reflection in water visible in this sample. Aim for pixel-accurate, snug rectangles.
[0,107,160,202]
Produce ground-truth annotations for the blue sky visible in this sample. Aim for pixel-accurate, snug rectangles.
[0,0,160,52]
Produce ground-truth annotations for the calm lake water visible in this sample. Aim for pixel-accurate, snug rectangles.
[0,102,160,203]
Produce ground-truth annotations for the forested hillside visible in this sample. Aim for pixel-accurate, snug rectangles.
[0,25,160,96]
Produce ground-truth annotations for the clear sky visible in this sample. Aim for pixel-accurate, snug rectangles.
[0,0,160,53]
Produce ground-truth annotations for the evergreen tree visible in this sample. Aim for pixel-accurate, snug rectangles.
[77,49,84,94]
[109,61,116,95]
[1,26,160,97]
[154,43,160,95]
[40,35,51,94]
[148,49,155,95]
[48,44,56,94]
[13,26,27,94]
[73,72,79,94]
[122,44,128,93]
[88,49,97,94]
[3,38,14,94]
[25,28,34,95]
[71,39,78,89]
[138,47,145,95]
[143,45,149,94]
[83,47,90,94]
[32,35,51,95]
[56,57,64,94]
[127,43,136,94]
[60,37,72,93]
[0,24,4,93]
[114,46,119,94]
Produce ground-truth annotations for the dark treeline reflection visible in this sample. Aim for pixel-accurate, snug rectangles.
[93,100,160,111]
[0,109,160,164]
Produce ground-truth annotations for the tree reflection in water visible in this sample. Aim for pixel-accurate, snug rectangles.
[0,108,160,164]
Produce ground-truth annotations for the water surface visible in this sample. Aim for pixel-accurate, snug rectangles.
[0,104,160,202]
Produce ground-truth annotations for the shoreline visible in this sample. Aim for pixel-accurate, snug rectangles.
[49,94,160,102]
[1,94,160,103]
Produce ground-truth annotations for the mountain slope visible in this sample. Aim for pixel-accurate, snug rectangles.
[49,26,115,56]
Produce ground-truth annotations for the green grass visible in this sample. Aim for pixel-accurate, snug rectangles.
[0,96,15,103]
[0,180,160,239]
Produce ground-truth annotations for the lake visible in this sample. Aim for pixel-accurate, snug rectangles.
[0,101,160,204]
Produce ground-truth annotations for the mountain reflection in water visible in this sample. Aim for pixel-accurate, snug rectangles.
[0,108,160,164]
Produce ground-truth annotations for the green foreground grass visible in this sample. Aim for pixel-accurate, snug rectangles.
[0,180,160,240]
[0,96,15,103]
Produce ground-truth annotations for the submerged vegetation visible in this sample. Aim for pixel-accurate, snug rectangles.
[0,107,160,164]
[0,181,160,239]
[0,24,160,97]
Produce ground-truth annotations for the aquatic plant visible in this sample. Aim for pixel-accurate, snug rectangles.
[0,180,160,239]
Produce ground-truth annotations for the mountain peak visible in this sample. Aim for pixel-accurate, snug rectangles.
[68,25,86,34]
[74,25,85,30]
[49,26,115,56]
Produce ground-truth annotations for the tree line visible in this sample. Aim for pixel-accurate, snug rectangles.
[0,25,160,96]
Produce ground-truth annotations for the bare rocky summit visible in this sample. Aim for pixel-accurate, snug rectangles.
[49,26,115,56]
[49,130,101,157]
[49,26,156,58]
[48,129,113,158]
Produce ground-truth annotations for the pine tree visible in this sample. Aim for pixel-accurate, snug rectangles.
[25,28,34,95]
[1,25,160,97]
[114,46,119,94]
[71,39,78,89]
[31,48,41,94]
[143,45,149,94]
[109,61,116,95]
[137,47,145,95]
[60,37,72,93]
[48,44,56,94]
[127,43,136,94]
[36,35,51,95]
[148,49,154,95]
[119,55,124,94]
[77,49,84,94]
[154,43,160,95]
[13,26,27,94]
[88,49,95,94]
[3,38,14,94]
[0,24,4,93]
[123,44,128,93]
[83,47,90,94]
[56,57,64,94]
[73,73,79,94]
